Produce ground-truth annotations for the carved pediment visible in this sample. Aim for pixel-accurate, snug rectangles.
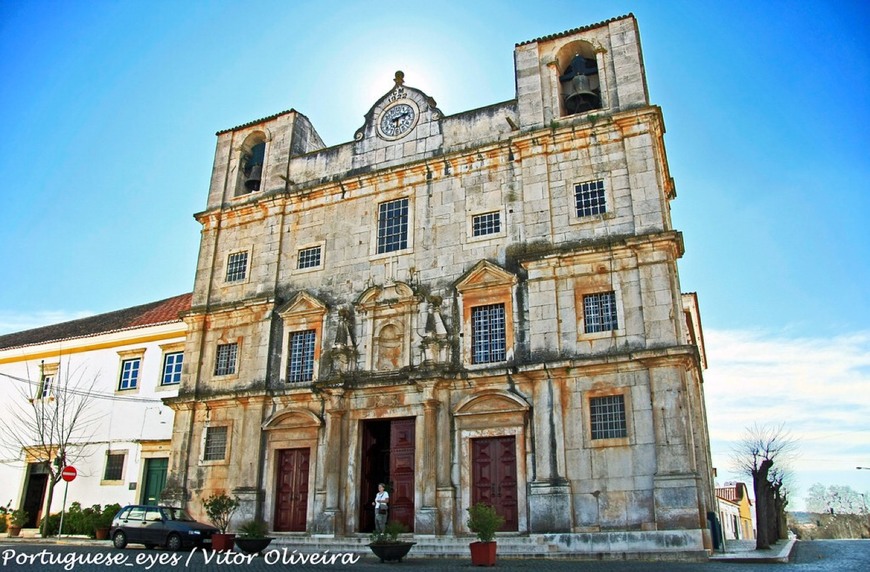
[455,261,517,293]
[277,292,327,319]
[454,390,529,417]
[357,282,417,310]
[262,408,323,430]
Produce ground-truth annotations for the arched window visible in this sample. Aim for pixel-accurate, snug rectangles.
[235,133,266,196]
[556,41,601,116]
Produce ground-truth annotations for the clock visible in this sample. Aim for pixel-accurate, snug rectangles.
[378,102,418,140]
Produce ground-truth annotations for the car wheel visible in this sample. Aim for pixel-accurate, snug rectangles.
[112,530,128,549]
[166,533,183,551]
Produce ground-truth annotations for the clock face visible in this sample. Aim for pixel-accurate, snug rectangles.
[378,103,417,139]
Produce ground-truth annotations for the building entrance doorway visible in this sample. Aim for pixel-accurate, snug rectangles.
[22,462,49,528]
[141,458,168,505]
[274,448,310,531]
[359,418,415,532]
[471,436,519,531]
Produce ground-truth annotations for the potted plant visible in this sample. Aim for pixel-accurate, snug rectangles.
[368,521,415,563]
[233,519,273,555]
[203,492,239,552]
[8,509,28,538]
[466,503,504,566]
[94,503,120,540]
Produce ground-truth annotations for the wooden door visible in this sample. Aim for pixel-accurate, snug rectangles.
[141,458,168,505]
[472,436,518,531]
[274,448,310,531]
[389,418,415,531]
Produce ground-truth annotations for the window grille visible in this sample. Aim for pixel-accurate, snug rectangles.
[472,211,501,237]
[118,359,141,390]
[377,198,409,253]
[214,343,238,376]
[590,395,628,440]
[471,303,506,364]
[288,330,316,383]
[40,374,54,398]
[297,246,322,269]
[584,291,618,333]
[574,180,606,218]
[203,426,228,461]
[104,453,125,480]
[162,352,183,385]
[225,251,248,282]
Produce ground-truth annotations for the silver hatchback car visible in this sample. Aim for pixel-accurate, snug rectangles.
[110,505,218,551]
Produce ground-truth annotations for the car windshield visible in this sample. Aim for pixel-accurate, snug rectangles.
[162,507,195,522]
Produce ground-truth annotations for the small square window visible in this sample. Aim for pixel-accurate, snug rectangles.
[574,180,606,218]
[214,343,238,376]
[377,198,409,254]
[162,352,183,385]
[590,395,628,440]
[203,426,228,461]
[472,211,501,237]
[226,251,248,282]
[583,291,618,333]
[297,246,322,269]
[118,358,141,390]
[288,330,316,383]
[471,303,507,364]
[104,453,125,481]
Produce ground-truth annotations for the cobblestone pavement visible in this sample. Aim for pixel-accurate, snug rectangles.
[0,539,867,571]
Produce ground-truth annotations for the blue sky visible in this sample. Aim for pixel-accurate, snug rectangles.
[1,1,868,510]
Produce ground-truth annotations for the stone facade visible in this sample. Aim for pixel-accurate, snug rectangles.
[166,14,716,556]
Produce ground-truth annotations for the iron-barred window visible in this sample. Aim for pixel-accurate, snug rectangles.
[118,358,141,390]
[214,343,238,376]
[471,303,506,364]
[104,453,125,481]
[203,426,228,461]
[288,330,316,383]
[297,246,322,269]
[377,198,409,253]
[472,211,501,237]
[161,352,183,385]
[583,291,618,333]
[225,251,248,282]
[39,374,54,399]
[574,180,606,218]
[590,395,628,440]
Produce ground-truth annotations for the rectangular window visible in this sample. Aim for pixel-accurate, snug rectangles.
[471,303,507,364]
[214,343,238,376]
[225,251,248,282]
[574,180,606,218]
[39,374,54,399]
[590,394,628,440]
[203,426,228,461]
[161,352,183,385]
[118,358,141,390]
[584,291,618,333]
[377,198,409,254]
[297,246,322,269]
[472,211,501,237]
[104,453,125,481]
[287,330,316,383]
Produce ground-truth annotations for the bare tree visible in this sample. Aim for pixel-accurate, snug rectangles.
[731,423,795,549]
[806,483,869,515]
[0,363,102,537]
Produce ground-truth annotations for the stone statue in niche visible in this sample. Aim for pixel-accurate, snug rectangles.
[375,323,403,371]
[421,296,449,365]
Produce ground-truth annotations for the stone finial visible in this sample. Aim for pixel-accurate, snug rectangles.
[394,71,405,86]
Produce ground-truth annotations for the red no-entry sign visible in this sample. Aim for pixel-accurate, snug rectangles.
[61,466,77,482]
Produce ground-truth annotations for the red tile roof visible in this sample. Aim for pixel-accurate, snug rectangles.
[0,293,192,351]
[716,483,751,505]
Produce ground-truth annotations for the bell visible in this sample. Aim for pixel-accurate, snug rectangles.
[244,164,262,192]
[564,74,600,114]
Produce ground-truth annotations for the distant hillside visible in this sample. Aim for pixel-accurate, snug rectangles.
[789,512,870,540]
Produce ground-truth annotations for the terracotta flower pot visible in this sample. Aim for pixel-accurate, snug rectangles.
[469,541,497,566]
[94,527,110,540]
[211,533,235,552]
[8,526,22,538]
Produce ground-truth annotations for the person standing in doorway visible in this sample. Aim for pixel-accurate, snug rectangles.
[373,483,389,532]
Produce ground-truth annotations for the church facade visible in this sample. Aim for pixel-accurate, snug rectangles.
[165,14,716,555]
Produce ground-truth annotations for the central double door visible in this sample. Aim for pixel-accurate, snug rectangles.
[359,418,415,532]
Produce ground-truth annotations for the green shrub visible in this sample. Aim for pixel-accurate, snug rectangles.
[202,492,239,534]
[39,513,61,536]
[466,503,504,543]
[237,519,270,538]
